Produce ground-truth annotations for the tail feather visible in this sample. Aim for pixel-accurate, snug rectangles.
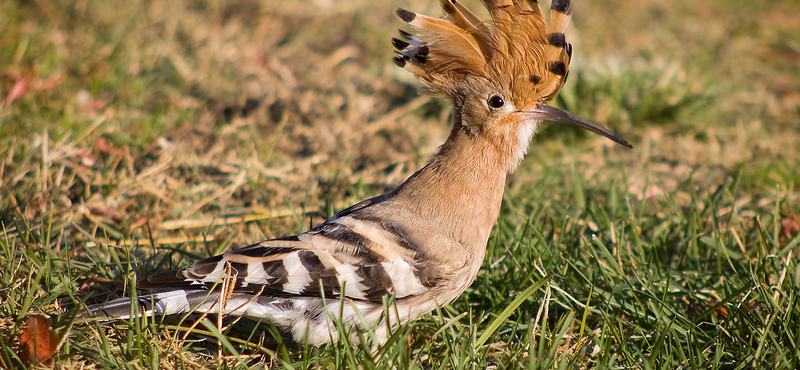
[78,297,148,319]
[77,290,392,345]
[78,290,221,320]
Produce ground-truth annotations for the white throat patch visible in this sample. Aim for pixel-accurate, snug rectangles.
[510,119,540,172]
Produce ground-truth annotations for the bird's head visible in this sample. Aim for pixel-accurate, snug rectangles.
[394,0,631,170]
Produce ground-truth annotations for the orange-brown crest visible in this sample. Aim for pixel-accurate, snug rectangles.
[393,0,574,109]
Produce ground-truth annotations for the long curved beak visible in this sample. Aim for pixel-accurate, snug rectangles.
[520,103,633,149]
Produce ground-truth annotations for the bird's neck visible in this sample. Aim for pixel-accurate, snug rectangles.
[391,124,511,259]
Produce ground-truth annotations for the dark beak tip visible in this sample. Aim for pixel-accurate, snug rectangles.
[610,139,633,150]
[530,103,634,150]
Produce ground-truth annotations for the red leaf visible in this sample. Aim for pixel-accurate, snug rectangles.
[18,314,58,364]
[5,77,28,106]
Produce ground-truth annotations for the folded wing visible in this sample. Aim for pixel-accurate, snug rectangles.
[139,206,436,302]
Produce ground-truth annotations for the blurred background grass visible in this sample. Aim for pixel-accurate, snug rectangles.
[1,0,799,368]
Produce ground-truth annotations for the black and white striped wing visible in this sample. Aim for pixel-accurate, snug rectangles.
[139,211,436,301]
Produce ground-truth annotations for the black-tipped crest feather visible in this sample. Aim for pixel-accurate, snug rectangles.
[550,0,571,13]
[396,8,416,22]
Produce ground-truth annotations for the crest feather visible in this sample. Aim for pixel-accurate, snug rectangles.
[395,7,488,92]
[439,0,496,55]
[394,0,574,104]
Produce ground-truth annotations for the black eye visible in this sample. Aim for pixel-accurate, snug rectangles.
[488,95,505,109]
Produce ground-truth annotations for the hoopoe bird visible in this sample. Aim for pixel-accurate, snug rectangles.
[81,0,632,346]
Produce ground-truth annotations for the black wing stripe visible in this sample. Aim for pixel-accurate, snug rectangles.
[298,251,340,296]
[234,246,298,258]
[262,260,289,288]
[311,223,386,263]
[186,255,225,277]
[355,263,394,301]
[346,213,424,255]
[228,262,249,279]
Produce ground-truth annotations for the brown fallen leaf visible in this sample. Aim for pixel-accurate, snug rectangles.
[18,314,58,365]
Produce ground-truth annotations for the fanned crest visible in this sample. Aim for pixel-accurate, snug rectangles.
[393,0,573,104]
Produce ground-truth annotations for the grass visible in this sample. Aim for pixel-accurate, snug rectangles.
[1,0,799,368]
